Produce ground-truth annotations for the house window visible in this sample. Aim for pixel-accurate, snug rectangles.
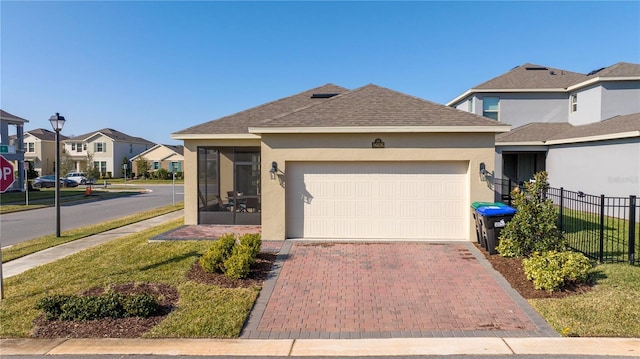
[71,143,76,151]
[571,94,578,112]
[482,97,500,120]
[152,161,160,170]
[76,142,82,152]
[27,143,35,153]
[169,161,181,173]
[83,143,87,151]
[94,142,107,152]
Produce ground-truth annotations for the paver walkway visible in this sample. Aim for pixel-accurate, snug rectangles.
[242,241,557,339]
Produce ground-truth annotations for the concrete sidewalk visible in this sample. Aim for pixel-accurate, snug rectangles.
[2,337,639,356]
[2,210,184,278]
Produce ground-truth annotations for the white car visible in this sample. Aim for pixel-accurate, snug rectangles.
[66,171,89,185]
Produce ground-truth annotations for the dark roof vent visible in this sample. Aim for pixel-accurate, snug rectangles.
[587,67,605,76]
[311,93,339,99]
[550,70,556,75]
[525,66,548,70]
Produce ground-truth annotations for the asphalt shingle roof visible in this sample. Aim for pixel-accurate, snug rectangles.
[174,84,349,135]
[474,63,586,90]
[1,109,29,123]
[257,84,506,128]
[26,128,69,141]
[66,128,154,145]
[497,113,640,144]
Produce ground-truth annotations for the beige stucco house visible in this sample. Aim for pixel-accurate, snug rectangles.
[130,144,184,176]
[172,84,510,241]
[63,128,154,178]
[23,128,69,176]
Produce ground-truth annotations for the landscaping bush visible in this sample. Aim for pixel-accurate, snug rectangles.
[35,292,158,321]
[224,245,253,279]
[199,233,261,279]
[497,171,567,257]
[523,251,593,292]
[199,233,237,273]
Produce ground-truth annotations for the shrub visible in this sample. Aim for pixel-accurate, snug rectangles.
[199,233,237,273]
[497,171,567,257]
[523,251,593,292]
[239,233,262,263]
[224,245,253,279]
[35,292,159,321]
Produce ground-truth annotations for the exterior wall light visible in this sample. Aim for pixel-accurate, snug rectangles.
[269,161,278,180]
[479,162,488,181]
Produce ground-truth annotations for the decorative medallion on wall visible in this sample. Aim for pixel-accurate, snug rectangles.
[372,138,385,148]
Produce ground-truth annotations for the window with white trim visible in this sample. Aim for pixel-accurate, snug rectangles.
[94,142,107,152]
[152,161,160,170]
[482,97,499,120]
[571,94,578,112]
[27,142,35,153]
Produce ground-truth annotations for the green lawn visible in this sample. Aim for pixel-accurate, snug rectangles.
[0,218,259,338]
[2,203,183,262]
[559,207,640,263]
[529,263,640,337]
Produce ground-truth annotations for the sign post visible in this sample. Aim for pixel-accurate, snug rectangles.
[0,155,15,193]
[24,162,29,205]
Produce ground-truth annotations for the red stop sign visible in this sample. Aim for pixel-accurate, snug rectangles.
[0,155,15,193]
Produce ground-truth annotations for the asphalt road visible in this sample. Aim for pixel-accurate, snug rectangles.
[0,184,184,248]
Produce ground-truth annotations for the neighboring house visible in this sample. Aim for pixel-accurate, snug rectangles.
[23,128,69,176]
[447,62,640,197]
[130,144,184,176]
[1,109,28,191]
[63,128,154,178]
[172,84,509,241]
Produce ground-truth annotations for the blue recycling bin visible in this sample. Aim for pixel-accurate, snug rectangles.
[471,202,506,246]
[476,205,516,255]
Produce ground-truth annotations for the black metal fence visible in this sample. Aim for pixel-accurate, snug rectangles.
[495,179,639,265]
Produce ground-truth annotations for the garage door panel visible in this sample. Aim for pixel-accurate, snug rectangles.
[286,162,468,240]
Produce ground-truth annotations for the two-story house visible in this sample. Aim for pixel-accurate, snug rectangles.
[448,62,640,197]
[63,128,154,178]
[1,109,28,191]
[23,128,69,176]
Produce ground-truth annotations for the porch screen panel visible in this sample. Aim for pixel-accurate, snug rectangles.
[198,148,219,211]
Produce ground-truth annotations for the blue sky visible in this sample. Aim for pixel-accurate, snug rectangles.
[2,1,639,145]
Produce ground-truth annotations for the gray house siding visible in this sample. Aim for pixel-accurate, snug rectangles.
[546,138,640,197]
[601,82,640,121]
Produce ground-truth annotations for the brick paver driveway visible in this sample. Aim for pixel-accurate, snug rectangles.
[242,241,557,339]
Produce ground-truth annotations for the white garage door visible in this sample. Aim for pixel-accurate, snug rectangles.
[286,162,468,240]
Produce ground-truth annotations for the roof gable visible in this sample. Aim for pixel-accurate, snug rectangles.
[173,84,349,136]
[1,109,29,124]
[254,84,507,130]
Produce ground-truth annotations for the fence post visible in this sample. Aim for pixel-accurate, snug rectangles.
[559,187,564,232]
[629,195,637,265]
[599,194,605,263]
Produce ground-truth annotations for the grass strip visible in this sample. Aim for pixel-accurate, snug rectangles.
[529,263,640,337]
[0,217,259,338]
[1,189,147,214]
[2,202,184,262]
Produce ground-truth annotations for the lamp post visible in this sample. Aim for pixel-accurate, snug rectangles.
[49,113,66,237]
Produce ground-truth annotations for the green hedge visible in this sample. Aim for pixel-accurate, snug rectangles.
[35,292,159,321]
[199,233,262,279]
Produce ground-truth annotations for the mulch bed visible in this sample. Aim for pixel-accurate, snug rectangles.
[31,253,277,338]
[475,243,594,299]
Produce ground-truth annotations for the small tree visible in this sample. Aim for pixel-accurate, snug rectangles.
[83,153,100,183]
[497,171,566,257]
[59,149,75,176]
[135,156,149,179]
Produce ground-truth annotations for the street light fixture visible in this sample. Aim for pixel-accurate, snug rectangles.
[49,113,66,237]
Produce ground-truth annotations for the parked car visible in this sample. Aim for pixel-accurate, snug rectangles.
[33,175,79,189]
[65,171,90,185]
